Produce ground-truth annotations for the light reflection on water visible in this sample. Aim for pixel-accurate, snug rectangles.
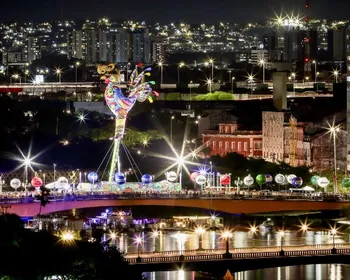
[113,230,348,254]
[144,264,350,280]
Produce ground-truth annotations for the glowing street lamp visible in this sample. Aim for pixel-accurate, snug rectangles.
[109,231,117,246]
[249,225,258,247]
[328,124,341,194]
[135,236,142,260]
[55,68,62,83]
[158,61,164,85]
[178,62,185,84]
[259,59,266,84]
[332,69,340,83]
[195,226,206,250]
[208,58,214,80]
[300,223,309,232]
[247,74,254,94]
[231,77,235,93]
[279,230,285,252]
[221,230,233,258]
[60,230,75,243]
[330,228,337,250]
[75,62,80,83]
[170,116,175,144]
[11,74,21,85]
[312,60,317,84]
[207,79,212,93]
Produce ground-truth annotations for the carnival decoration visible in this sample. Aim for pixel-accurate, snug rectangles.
[256,174,266,186]
[87,172,99,184]
[287,174,296,184]
[190,172,200,182]
[98,63,159,182]
[166,171,177,182]
[342,178,350,189]
[317,177,330,188]
[31,177,43,188]
[310,175,320,186]
[220,174,231,186]
[195,175,207,185]
[291,177,303,187]
[274,174,286,185]
[265,174,273,183]
[141,174,153,184]
[115,172,126,185]
[243,175,254,187]
[10,178,21,190]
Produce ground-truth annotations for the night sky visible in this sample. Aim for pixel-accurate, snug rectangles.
[2,0,350,23]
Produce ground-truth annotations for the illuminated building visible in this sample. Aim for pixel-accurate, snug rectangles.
[132,29,150,64]
[152,41,167,63]
[202,122,263,158]
[108,28,131,63]
[27,36,40,63]
[346,25,350,171]
[250,49,268,65]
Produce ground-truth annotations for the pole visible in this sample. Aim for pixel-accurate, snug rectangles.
[211,62,214,81]
[333,132,337,194]
[262,63,265,84]
[25,165,28,199]
[137,242,140,258]
[333,233,335,248]
[160,66,163,85]
[281,235,283,251]
[75,65,78,83]
[170,117,173,143]
[314,63,317,84]
[177,66,180,84]
[231,80,233,93]
[225,238,229,254]
[53,163,56,190]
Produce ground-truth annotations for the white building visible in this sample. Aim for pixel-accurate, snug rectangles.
[250,49,268,65]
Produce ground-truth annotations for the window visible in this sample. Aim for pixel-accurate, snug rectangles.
[225,126,229,134]
[231,126,235,133]
[212,141,216,150]
[206,141,210,147]
[219,141,223,148]
[244,142,248,151]
[225,141,229,150]
[238,142,242,151]
[231,141,235,151]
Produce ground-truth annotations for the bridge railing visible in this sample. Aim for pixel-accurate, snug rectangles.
[126,243,350,257]
[127,248,350,264]
[0,192,349,204]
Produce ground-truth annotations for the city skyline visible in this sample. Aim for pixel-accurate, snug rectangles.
[3,0,350,23]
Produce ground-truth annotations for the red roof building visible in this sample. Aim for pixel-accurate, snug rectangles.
[202,122,262,157]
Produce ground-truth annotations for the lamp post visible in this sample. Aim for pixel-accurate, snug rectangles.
[53,163,57,191]
[331,228,337,251]
[11,74,21,85]
[110,232,117,246]
[312,60,317,84]
[228,70,232,83]
[136,236,142,262]
[189,80,193,102]
[332,69,339,83]
[329,125,340,194]
[158,61,163,85]
[231,77,235,93]
[222,230,232,258]
[279,230,285,255]
[56,68,62,83]
[250,226,258,247]
[170,116,175,143]
[178,62,185,84]
[247,75,254,94]
[207,79,212,93]
[75,62,80,83]
[259,59,266,84]
[209,59,214,80]
[195,226,205,251]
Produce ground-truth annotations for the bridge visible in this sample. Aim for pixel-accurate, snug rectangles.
[124,244,350,273]
[2,193,350,217]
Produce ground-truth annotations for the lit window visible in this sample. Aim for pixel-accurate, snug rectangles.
[219,141,223,148]
[231,141,235,151]
[212,141,216,149]
[244,142,248,151]
[238,142,242,151]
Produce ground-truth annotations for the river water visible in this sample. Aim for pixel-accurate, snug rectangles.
[110,229,350,279]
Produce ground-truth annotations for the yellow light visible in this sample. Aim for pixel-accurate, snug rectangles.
[195,226,206,235]
[152,231,159,238]
[61,231,75,241]
[221,230,232,239]
[250,226,258,233]
[136,236,142,244]
[331,228,337,235]
[110,232,117,240]
[279,230,285,237]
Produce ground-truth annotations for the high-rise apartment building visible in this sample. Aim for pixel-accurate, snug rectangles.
[83,22,98,65]
[98,28,108,62]
[332,26,347,62]
[132,29,150,64]
[108,28,130,63]
[27,36,40,63]
[70,30,83,59]
[152,41,167,63]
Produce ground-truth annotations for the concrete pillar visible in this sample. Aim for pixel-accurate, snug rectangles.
[273,72,287,111]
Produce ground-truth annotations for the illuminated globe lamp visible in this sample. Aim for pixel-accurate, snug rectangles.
[220,174,231,186]
[292,177,303,187]
[87,172,99,184]
[10,178,21,190]
[265,174,273,183]
[243,175,254,187]
[274,174,286,185]
[31,176,43,188]
[190,172,200,182]
[310,175,320,186]
[115,172,126,185]
[342,178,350,189]
[287,174,297,184]
[255,174,266,190]
[141,174,152,185]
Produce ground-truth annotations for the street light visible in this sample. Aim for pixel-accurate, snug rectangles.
[158,61,164,85]
[178,62,185,84]
[328,124,341,194]
[207,79,212,93]
[231,77,235,93]
[75,62,80,83]
[195,226,206,250]
[291,72,296,96]
[170,116,175,143]
[55,68,62,83]
[221,230,233,258]
[208,58,214,80]
[247,74,254,94]
[332,69,340,83]
[11,74,21,85]
[330,228,337,250]
[109,231,117,246]
[259,59,266,84]
[135,236,142,260]
[189,80,193,102]
[279,230,285,253]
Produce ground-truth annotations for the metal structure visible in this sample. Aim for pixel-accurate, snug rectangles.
[304,0,312,78]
